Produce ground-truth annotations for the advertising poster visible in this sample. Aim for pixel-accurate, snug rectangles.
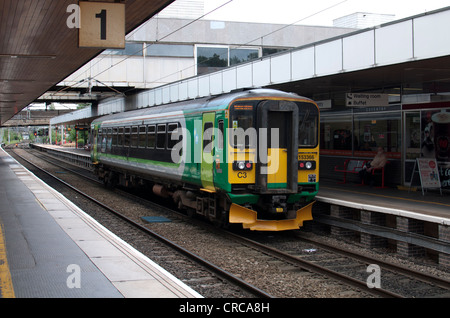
[417,158,441,189]
[421,109,450,188]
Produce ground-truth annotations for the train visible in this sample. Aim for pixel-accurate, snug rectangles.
[90,88,319,231]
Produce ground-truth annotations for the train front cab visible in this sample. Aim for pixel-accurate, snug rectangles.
[226,98,319,231]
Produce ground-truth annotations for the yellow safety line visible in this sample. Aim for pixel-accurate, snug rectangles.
[321,186,450,208]
[0,222,15,298]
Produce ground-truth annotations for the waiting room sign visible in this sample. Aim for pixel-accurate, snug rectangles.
[346,93,389,107]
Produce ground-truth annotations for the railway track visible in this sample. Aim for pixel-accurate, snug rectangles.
[8,146,450,298]
[9,148,270,298]
[235,231,450,298]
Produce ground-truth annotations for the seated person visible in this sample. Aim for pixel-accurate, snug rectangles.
[359,147,388,185]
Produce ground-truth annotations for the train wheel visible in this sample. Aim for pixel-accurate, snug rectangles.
[103,172,118,189]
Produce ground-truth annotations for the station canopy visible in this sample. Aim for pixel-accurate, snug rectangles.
[0,0,175,126]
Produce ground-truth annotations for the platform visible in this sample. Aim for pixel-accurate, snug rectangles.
[0,147,202,298]
[317,179,450,225]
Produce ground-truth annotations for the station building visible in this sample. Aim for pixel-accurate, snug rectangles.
[51,5,450,191]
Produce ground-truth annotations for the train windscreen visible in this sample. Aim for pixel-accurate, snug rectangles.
[298,102,319,148]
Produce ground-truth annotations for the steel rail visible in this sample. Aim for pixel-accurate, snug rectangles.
[11,150,273,299]
[294,234,450,291]
[224,231,403,298]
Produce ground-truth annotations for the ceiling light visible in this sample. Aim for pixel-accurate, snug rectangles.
[0,54,56,59]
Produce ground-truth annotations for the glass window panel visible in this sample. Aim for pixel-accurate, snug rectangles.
[354,112,401,155]
[124,127,131,147]
[112,128,118,146]
[320,114,353,153]
[105,43,143,56]
[262,47,288,57]
[118,127,124,146]
[167,123,180,150]
[230,103,255,148]
[218,120,224,150]
[298,102,319,147]
[229,48,259,65]
[156,124,166,149]
[147,44,194,57]
[131,126,138,148]
[203,122,213,152]
[138,126,146,148]
[197,46,228,75]
[147,125,155,149]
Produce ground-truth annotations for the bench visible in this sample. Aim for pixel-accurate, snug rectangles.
[334,159,368,184]
[366,161,390,188]
[334,159,389,188]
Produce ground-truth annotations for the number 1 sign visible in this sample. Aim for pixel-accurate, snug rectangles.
[78,1,125,49]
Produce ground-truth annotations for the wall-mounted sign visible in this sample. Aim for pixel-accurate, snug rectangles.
[316,99,332,109]
[79,1,125,49]
[346,93,389,107]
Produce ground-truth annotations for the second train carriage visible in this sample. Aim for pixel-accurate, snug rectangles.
[91,89,319,231]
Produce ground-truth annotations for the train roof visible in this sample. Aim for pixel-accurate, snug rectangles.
[92,88,311,125]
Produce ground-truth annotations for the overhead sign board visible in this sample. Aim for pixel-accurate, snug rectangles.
[346,93,389,107]
[79,1,125,49]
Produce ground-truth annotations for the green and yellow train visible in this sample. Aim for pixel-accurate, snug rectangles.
[91,89,319,231]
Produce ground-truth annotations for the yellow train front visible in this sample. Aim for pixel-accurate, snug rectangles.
[219,90,320,231]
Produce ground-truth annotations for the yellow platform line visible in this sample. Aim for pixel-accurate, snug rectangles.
[321,186,450,208]
[0,222,15,298]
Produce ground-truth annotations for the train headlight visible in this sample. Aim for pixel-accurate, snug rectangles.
[233,161,253,171]
[298,161,316,170]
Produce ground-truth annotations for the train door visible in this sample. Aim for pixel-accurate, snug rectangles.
[201,112,215,190]
[257,101,298,192]
[92,124,99,163]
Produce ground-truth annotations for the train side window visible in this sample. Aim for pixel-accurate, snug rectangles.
[93,129,98,147]
[138,126,146,148]
[167,123,180,149]
[147,125,155,149]
[156,124,166,149]
[131,126,138,148]
[107,128,112,152]
[124,127,131,147]
[112,128,118,146]
[97,129,102,147]
[218,120,224,150]
[101,128,107,153]
[118,127,124,146]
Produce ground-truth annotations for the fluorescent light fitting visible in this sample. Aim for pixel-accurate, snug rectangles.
[0,54,56,59]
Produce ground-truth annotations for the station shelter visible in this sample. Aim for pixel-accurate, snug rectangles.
[317,84,450,190]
